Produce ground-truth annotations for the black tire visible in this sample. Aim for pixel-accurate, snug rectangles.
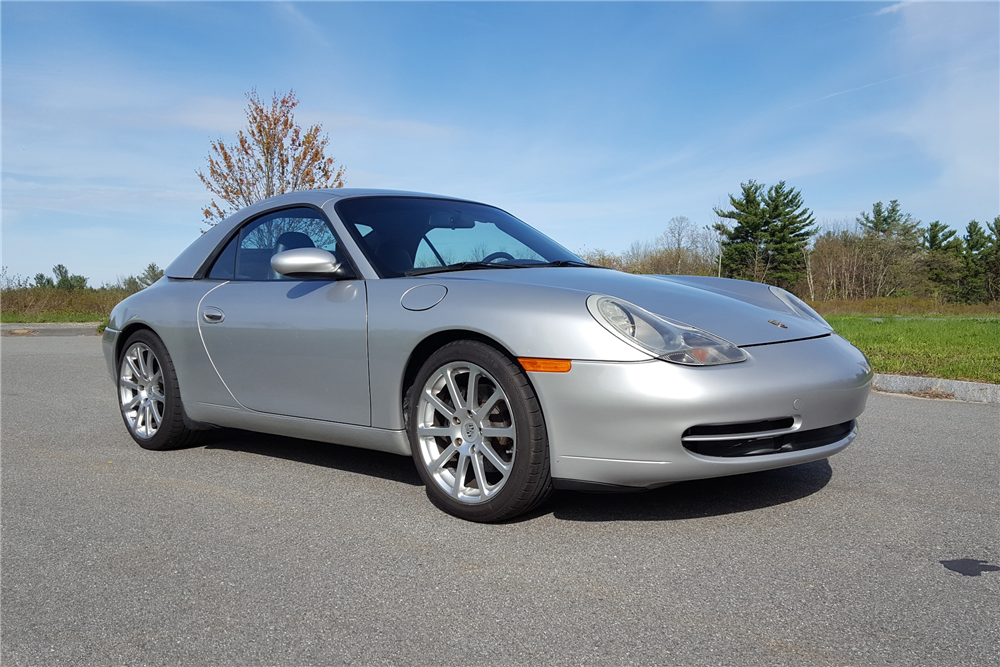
[117,330,198,451]
[408,340,552,522]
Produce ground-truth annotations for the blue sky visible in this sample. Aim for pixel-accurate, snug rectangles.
[2,1,998,285]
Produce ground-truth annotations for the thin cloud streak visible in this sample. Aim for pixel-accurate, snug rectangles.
[875,2,911,17]
[786,65,939,110]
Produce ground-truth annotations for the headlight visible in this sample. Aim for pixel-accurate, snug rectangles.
[768,286,832,330]
[587,295,747,366]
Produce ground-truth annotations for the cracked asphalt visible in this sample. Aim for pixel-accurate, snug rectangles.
[2,336,998,666]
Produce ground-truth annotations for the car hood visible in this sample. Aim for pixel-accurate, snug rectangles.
[433,267,830,347]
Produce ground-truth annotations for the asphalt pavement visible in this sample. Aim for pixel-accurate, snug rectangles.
[2,336,998,666]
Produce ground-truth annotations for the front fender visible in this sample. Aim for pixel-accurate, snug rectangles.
[366,278,648,429]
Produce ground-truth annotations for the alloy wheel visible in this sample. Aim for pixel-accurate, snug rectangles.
[119,342,165,439]
[415,361,516,504]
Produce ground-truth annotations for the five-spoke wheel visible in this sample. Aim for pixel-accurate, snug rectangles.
[409,340,552,522]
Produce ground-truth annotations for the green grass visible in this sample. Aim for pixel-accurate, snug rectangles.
[1,311,106,323]
[812,296,1000,317]
[1,285,130,324]
[826,315,1000,384]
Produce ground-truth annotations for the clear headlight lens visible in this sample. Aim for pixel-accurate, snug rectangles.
[768,286,833,330]
[587,295,747,366]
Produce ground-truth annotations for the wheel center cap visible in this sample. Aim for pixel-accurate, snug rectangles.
[461,421,479,442]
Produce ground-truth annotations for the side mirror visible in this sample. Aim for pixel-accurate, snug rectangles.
[270,248,355,279]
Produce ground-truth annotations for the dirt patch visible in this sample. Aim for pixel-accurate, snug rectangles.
[904,387,956,400]
[1,322,101,337]
[874,385,956,400]
[3,328,36,336]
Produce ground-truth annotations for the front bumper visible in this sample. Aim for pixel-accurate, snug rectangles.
[529,334,872,488]
[102,327,121,383]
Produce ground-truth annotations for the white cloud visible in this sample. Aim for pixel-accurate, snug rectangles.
[273,2,332,50]
[875,2,911,17]
[888,2,1000,221]
[166,96,249,133]
[308,112,458,142]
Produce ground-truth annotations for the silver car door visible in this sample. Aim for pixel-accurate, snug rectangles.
[197,207,371,426]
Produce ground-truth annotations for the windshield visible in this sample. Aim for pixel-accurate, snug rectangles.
[334,196,583,278]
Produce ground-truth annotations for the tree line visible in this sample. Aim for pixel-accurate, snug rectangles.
[578,180,1000,304]
[1,263,166,321]
[3,263,164,293]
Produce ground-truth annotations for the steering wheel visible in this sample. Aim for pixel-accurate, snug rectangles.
[481,251,515,264]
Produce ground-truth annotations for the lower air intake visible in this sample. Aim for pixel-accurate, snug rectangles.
[682,420,855,458]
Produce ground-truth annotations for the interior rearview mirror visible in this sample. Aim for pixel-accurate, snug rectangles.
[428,211,476,229]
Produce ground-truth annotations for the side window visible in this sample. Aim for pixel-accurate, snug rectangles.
[207,235,238,279]
[209,207,341,281]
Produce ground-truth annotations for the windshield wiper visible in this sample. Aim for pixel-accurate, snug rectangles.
[404,261,523,276]
[404,259,605,276]
[529,260,606,269]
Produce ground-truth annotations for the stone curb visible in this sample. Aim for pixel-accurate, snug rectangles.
[873,373,1000,404]
[1,322,102,337]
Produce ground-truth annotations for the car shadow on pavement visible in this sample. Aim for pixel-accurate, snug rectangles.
[202,429,423,487]
[538,460,833,522]
[200,429,832,520]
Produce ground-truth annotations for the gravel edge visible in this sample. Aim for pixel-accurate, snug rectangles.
[1,322,102,337]
[873,373,1000,404]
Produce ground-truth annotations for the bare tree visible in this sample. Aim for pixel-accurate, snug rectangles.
[197,89,345,228]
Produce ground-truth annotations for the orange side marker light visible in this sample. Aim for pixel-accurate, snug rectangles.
[518,357,572,373]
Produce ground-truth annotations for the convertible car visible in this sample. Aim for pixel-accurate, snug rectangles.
[103,189,872,521]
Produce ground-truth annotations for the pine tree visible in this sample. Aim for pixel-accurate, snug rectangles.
[712,180,770,282]
[922,221,960,251]
[858,200,920,242]
[713,180,816,288]
[52,264,88,291]
[762,181,817,287]
[137,263,164,288]
[960,220,990,303]
[921,221,963,301]
[986,216,1000,302]
[854,201,923,298]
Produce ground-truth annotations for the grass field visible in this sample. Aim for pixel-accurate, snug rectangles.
[811,296,1000,317]
[1,311,107,324]
[1,286,128,324]
[826,315,1000,384]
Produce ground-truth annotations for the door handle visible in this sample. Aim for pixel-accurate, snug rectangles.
[202,307,225,323]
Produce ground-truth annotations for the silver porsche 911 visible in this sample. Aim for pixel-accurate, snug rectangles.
[103,189,872,521]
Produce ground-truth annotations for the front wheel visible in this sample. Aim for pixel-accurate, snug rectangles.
[117,330,198,450]
[408,340,552,522]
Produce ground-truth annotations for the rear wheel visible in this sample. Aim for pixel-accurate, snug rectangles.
[408,340,552,522]
[117,330,197,450]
